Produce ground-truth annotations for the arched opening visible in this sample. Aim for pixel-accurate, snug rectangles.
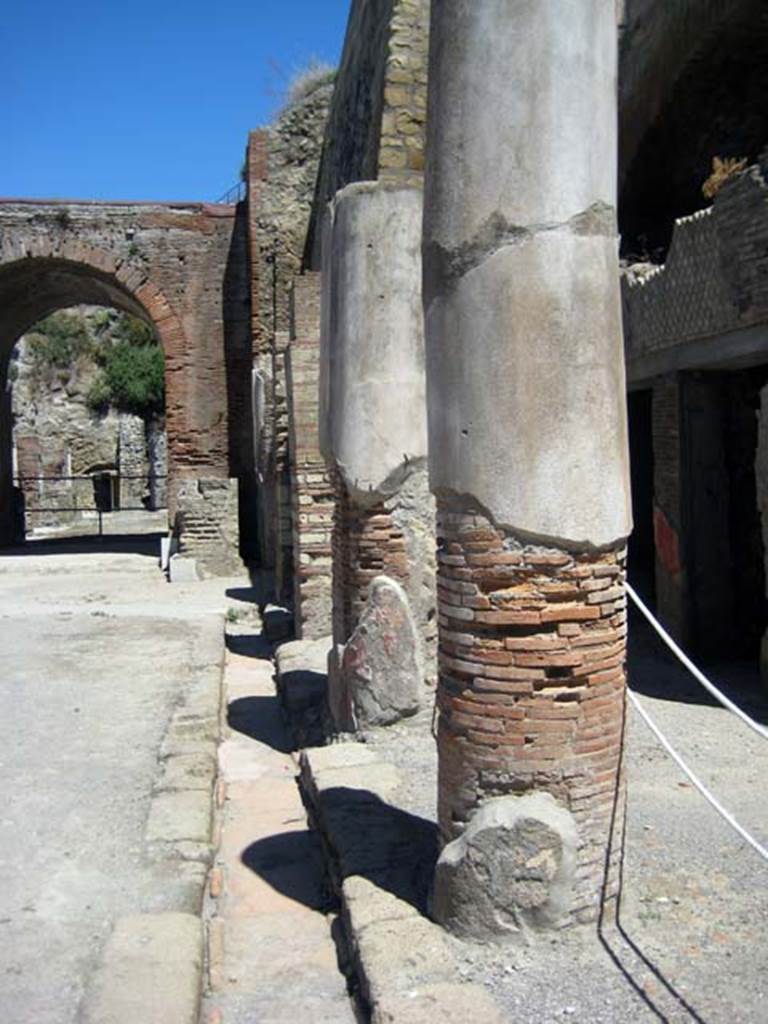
[0,256,177,548]
[9,305,167,543]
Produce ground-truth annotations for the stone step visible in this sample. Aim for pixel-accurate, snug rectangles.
[299,742,505,1024]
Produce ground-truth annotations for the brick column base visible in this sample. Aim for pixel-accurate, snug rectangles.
[435,503,627,925]
[331,471,410,647]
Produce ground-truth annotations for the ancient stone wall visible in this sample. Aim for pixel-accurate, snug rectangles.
[9,311,168,530]
[246,80,334,578]
[303,0,429,269]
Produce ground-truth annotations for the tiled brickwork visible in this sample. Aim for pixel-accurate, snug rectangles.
[623,156,768,374]
[287,274,334,639]
[435,505,627,925]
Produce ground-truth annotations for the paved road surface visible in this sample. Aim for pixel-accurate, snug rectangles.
[0,539,226,1023]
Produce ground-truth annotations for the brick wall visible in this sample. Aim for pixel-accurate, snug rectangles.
[287,273,334,639]
[331,468,436,678]
[245,80,333,574]
[174,477,241,577]
[435,505,627,925]
[0,199,252,562]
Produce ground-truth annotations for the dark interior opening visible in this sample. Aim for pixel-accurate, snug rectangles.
[619,1,768,260]
[684,366,768,660]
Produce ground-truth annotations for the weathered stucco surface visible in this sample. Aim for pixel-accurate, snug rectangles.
[423,0,631,549]
[321,182,427,505]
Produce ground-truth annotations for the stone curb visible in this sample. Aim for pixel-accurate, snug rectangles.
[84,612,225,1024]
[81,912,204,1024]
[299,743,505,1023]
[145,613,225,886]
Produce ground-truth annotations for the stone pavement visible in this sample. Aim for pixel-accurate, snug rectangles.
[201,625,356,1024]
[0,539,230,1024]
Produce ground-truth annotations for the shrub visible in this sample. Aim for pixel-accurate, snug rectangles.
[702,156,748,200]
[88,326,164,416]
[283,59,336,109]
[27,311,90,370]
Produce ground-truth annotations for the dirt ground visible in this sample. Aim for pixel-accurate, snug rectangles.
[361,609,768,1023]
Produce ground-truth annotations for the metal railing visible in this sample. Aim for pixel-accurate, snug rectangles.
[13,473,168,538]
[627,582,768,862]
[215,181,246,205]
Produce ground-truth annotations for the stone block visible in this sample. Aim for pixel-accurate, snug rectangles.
[330,576,423,731]
[432,793,579,941]
[169,554,201,583]
[263,603,294,640]
[82,912,203,1024]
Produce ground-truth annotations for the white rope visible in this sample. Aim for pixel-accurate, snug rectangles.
[627,582,768,741]
[628,690,768,862]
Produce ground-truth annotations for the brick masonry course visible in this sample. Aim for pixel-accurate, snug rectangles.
[434,505,628,927]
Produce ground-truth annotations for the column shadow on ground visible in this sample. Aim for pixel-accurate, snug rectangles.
[242,787,439,916]
[225,632,273,660]
[240,828,337,914]
[227,694,293,754]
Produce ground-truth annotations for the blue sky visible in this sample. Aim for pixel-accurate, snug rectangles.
[1,1,350,202]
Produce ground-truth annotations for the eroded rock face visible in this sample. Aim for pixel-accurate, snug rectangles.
[328,575,422,731]
[432,794,578,941]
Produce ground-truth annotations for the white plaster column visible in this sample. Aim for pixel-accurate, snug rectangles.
[423,0,633,934]
[320,182,436,724]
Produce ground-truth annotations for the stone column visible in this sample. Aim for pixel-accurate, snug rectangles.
[321,182,436,729]
[287,273,334,640]
[423,1,632,933]
[0,377,14,545]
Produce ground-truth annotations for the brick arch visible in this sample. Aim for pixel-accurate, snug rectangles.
[0,198,251,568]
[0,249,194,547]
[0,245,193,477]
[0,243,185,364]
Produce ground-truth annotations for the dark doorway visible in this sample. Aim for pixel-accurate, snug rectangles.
[683,367,768,660]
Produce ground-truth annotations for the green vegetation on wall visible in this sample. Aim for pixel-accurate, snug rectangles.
[16,307,165,420]
[87,333,164,416]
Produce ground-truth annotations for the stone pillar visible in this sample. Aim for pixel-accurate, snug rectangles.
[321,182,436,727]
[651,375,688,643]
[287,273,334,639]
[757,381,768,686]
[423,0,632,932]
[0,378,14,545]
